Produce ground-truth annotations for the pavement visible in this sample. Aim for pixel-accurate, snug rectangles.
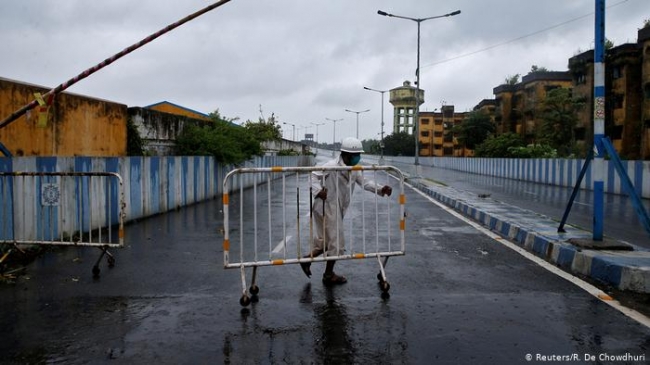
[405,174,650,294]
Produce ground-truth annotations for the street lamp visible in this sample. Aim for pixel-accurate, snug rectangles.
[377,8,461,168]
[325,117,343,156]
[311,122,325,146]
[283,121,296,141]
[344,108,370,139]
[364,86,388,164]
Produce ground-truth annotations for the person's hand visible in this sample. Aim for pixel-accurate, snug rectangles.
[380,185,392,197]
[316,188,328,200]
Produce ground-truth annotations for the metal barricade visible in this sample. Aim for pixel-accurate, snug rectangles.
[0,172,125,277]
[222,165,406,306]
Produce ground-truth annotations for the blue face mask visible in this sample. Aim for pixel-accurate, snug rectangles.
[346,154,361,166]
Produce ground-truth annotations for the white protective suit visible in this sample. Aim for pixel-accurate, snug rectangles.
[310,155,384,256]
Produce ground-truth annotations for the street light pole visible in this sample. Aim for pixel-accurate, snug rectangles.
[364,86,388,164]
[325,117,343,157]
[378,9,461,168]
[344,108,370,139]
[311,122,325,146]
[283,121,296,141]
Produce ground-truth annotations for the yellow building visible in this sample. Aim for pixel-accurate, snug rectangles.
[418,105,468,157]
[493,71,573,145]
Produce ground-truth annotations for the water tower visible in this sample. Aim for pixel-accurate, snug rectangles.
[389,80,424,134]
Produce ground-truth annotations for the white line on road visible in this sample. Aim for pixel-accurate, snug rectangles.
[408,182,650,330]
[272,236,291,254]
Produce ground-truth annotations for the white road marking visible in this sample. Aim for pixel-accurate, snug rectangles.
[408,181,650,330]
[272,235,291,254]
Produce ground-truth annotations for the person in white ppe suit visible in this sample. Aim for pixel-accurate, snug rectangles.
[301,137,392,285]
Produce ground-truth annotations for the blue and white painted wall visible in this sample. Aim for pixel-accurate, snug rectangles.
[364,155,650,199]
[0,155,314,242]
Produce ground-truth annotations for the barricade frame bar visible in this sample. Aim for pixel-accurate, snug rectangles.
[222,165,406,306]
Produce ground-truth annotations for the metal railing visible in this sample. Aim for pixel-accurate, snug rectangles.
[0,172,125,277]
[222,165,406,306]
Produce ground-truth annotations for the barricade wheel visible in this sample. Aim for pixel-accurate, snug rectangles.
[240,295,251,307]
[380,281,390,293]
[377,273,384,282]
[250,285,259,295]
[107,256,116,267]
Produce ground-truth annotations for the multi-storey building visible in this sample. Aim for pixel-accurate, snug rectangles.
[569,42,644,158]
[418,105,467,157]
[493,71,573,145]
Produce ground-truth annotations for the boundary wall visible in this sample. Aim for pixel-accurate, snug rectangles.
[363,155,650,199]
[0,155,314,226]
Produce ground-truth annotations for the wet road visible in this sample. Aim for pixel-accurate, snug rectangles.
[1,170,649,364]
[374,158,650,249]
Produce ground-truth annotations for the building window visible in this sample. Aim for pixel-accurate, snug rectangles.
[576,73,586,85]
[612,66,623,79]
[421,131,430,137]
[421,118,430,124]
[644,83,650,99]
[613,93,624,109]
[434,119,443,125]
[443,147,453,155]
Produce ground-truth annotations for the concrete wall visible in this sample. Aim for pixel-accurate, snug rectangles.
[0,155,315,242]
[128,107,213,156]
[0,77,127,156]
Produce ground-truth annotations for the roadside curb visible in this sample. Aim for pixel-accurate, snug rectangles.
[407,177,650,294]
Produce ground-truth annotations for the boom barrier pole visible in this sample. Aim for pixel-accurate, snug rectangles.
[0,0,233,131]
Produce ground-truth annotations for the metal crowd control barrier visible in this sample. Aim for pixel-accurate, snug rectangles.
[222,165,406,306]
[0,172,125,277]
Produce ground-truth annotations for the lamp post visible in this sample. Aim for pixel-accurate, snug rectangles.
[283,121,296,141]
[364,86,388,164]
[326,117,343,156]
[311,122,325,146]
[344,108,370,139]
[377,8,460,168]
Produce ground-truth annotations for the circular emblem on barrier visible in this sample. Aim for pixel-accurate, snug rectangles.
[41,183,60,206]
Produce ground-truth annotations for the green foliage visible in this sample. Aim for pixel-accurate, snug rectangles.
[243,112,282,142]
[383,131,415,156]
[538,87,581,157]
[126,119,145,156]
[529,65,549,73]
[278,149,300,156]
[453,110,495,150]
[362,139,381,155]
[505,74,520,85]
[175,112,262,164]
[474,133,526,157]
[508,144,558,158]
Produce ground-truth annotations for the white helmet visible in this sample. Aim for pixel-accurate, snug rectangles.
[340,137,364,153]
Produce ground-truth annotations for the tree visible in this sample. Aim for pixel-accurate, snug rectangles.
[537,87,581,157]
[361,139,381,155]
[453,110,495,150]
[175,111,262,164]
[383,132,414,156]
[474,133,525,157]
[243,112,282,142]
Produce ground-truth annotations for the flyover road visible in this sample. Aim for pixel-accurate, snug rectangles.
[375,158,650,250]
[0,168,649,364]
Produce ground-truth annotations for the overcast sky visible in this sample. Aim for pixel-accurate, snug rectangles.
[1,0,647,143]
